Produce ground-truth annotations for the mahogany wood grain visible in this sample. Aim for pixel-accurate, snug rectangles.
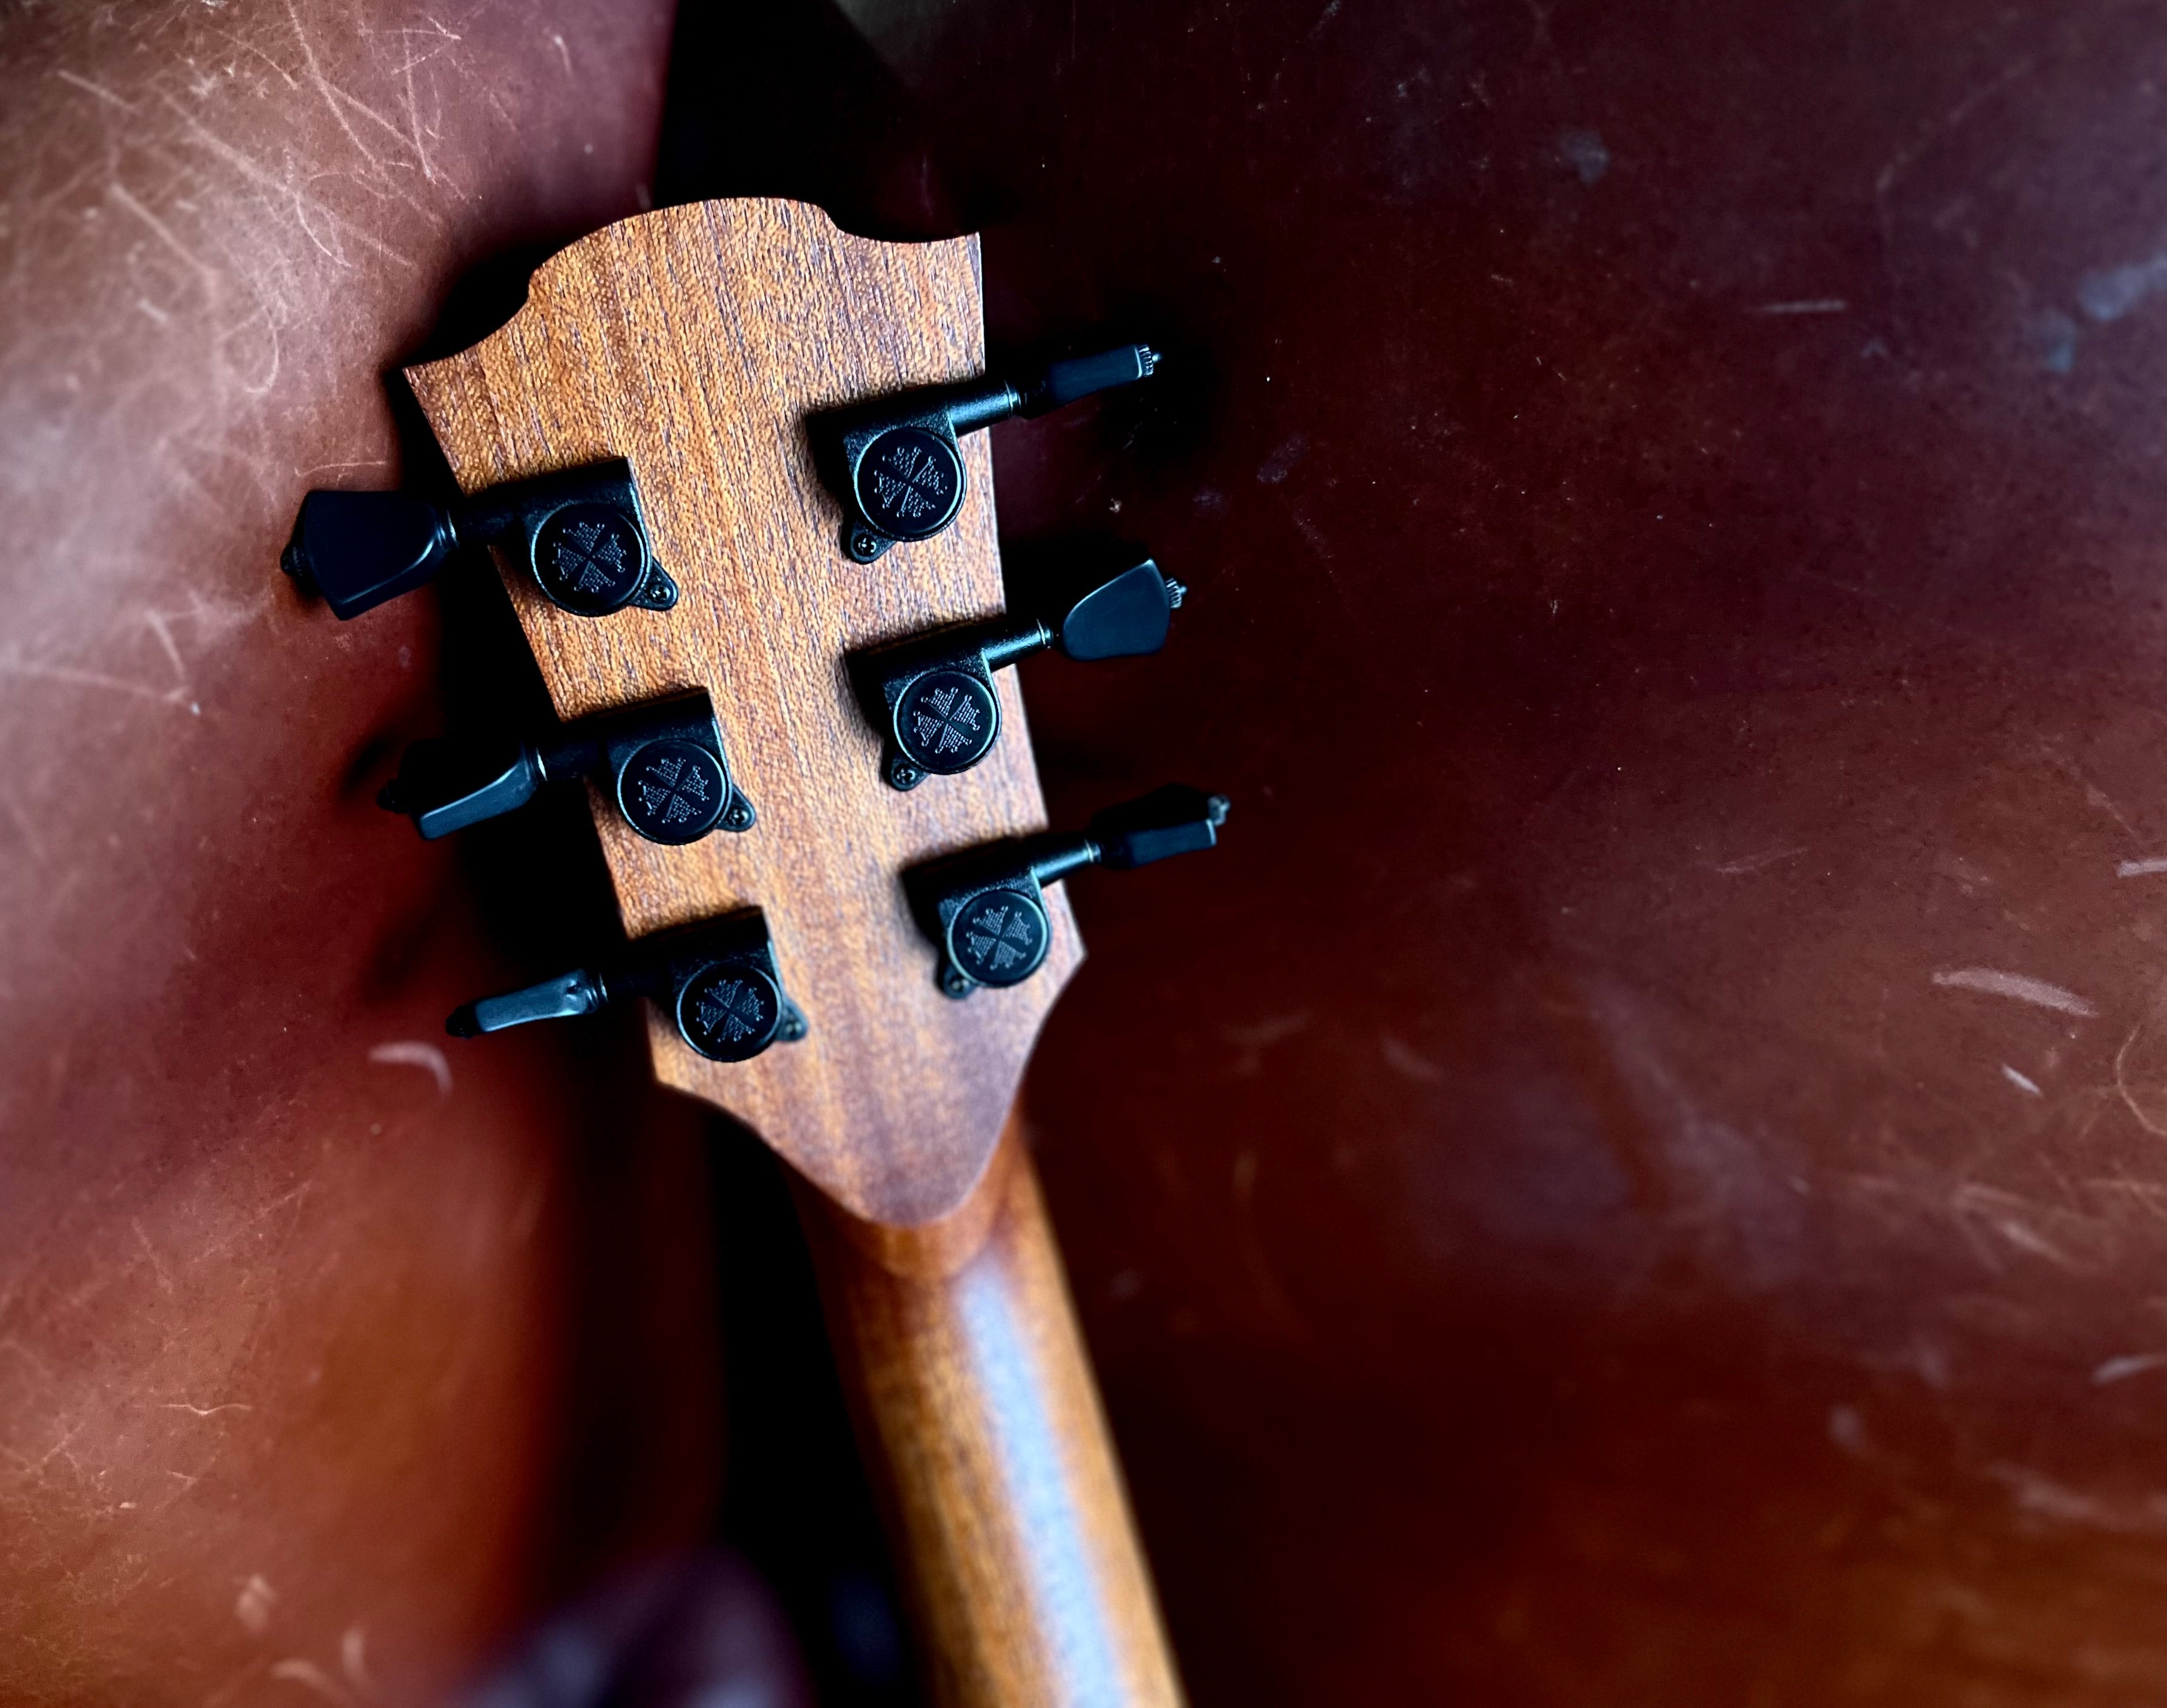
[405,198,1182,1704]
[799,1117,1185,1708]
[404,198,1078,1229]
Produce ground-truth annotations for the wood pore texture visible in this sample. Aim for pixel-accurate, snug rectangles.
[406,199,1079,1227]
[802,1120,1186,1708]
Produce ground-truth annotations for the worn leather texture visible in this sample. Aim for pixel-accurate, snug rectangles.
[850,4,2167,1704]
[0,5,705,1704]
[17,0,2167,1704]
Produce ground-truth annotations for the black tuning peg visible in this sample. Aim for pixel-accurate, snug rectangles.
[282,457,678,620]
[852,551,1187,791]
[379,688,754,844]
[819,342,1159,563]
[446,909,808,1063]
[906,785,1229,997]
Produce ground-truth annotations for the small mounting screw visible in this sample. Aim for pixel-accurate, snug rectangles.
[780,1011,807,1042]
[846,526,887,562]
[1165,578,1187,609]
[722,799,754,831]
[889,758,925,791]
[939,965,973,999]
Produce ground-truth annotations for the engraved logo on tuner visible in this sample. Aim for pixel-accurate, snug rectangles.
[896,669,998,773]
[676,963,783,1062]
[856,427,962,539]
[620,739,726,844]
[949,888,1050,988]
[535,502,647,614]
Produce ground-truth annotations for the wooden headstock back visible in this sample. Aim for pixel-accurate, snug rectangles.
[406,199,1080,1229]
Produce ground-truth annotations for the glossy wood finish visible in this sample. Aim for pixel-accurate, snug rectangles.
[800,1119,1183,1708]
[406,198,1078,1228]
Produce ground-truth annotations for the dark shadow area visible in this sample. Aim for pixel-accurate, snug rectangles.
[704,1120,920,1708]
[654,1,955,239]
[403,243,578,371]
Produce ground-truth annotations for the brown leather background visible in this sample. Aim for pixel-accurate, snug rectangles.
[0,5,710,1704]
[911,5,2167,1702]
[13,0,2167,1703]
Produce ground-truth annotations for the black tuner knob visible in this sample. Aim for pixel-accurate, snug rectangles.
[819,341,1159,563]
[905,784,1229,997]
[445,909,808,1063]
[379,687,754,844]
[853,551,1187,791]
[281,457,679,620]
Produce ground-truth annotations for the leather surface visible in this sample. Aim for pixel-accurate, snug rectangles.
[656,2,2167,1698]
[839,3,2167,1704]
[0,4,708,1704]
[19,0,2167,1704]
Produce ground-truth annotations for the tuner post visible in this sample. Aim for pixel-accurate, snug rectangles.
[447,910,808,1064]
[819,341,1159,563]
[851,549,1186,791]
[906,785,1229,996]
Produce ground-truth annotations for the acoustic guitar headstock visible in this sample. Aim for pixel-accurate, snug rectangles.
[332,198,1213,1228]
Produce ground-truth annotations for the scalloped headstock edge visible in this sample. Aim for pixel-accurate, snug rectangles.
[406,199,1080,1228]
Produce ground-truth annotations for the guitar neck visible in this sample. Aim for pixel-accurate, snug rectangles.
[799,1114,1183,1708]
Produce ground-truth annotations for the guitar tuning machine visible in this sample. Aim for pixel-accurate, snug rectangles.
[851,550,1187,791]
[379,687,754,844]
[906,785,1229,997]
[447,908,808,1063]
[282,457,678,620]
[819,341,1159,563]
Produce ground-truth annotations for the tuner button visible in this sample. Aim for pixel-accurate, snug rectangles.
[532,500,651,616]
[380,735,544,840]
[447,969,605,1037]
[946,888,1051,990]
[894,668,1001,775]
[854,426,966,544]
[282,490,456,619]
[675,961,786,1061]
[1053,559,1181,661]
[1088,784,1229,868]
[618,738,732,843]
[1019,344,1159,417]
